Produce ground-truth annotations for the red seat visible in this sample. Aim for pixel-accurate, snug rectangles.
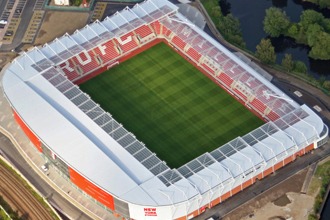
[117,32,139,53]
[217,73,233,87]
[135,25,153,38]
[172,36,186,50]
[186,47,201,62]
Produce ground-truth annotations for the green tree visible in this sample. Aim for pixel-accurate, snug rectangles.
[287,24,299,37]
[255,39,276,64]
[300,10,324,30]
[263,7,291,37]
[319,0,330,8]
[281,54,294,72]
[294,61,308,74]
[306,24,324,46]
[322,19,330,33]
[308,32,330,60]
[217,14,245,48]
[211,6,222,18]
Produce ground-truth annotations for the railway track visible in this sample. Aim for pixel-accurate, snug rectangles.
[0,163,55,220]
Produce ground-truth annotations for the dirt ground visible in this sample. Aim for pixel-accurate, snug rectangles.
[34,11,90,46]
[223,169,311,220]
[0,52,17,68]
[239,192,314,220]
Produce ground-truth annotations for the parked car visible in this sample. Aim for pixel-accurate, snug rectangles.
[41,164,48,172]
[0,20,7,25]
[5,31,13,36]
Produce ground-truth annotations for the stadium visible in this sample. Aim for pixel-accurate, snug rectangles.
[1,0,329,219]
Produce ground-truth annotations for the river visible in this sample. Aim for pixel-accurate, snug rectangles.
[321,190,330,220]
[220,0,330,78]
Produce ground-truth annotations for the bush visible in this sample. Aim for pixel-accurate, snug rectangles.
[255,39,276,64]
[293,61,308,74]
[281,54,294,71]
[308,213,318,220]
[322,80,330,90]
[0,196,20,219]
[70,0,82,6]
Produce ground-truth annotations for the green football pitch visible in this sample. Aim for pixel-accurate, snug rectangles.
[80,43,264,168]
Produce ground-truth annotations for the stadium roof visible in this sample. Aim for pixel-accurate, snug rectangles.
[2,0,326,207]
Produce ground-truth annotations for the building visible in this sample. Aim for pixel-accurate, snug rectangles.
[1,0,328,219]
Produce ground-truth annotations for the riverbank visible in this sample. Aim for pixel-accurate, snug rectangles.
[199,0,330,78]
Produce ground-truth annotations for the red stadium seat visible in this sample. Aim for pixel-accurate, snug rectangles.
[186,47,202,62]
[135,25,154,39]
[117,32,139,53]
[172,36,186,50]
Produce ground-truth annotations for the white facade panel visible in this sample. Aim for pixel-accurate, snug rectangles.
[128,204,172,220]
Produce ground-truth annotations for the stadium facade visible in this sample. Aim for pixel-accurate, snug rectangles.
[1,0,328,219]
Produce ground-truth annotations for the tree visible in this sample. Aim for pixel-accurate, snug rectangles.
[255,39,276,64]
[281,54,294,71]
[287,24,299,37]
[308,32,330,60]
[300,10,324,30]
[217,14,245,48]
[319,0,330,8]
[294,61,308,74]
[306,24,324,46]
[263,7,291,37]
[211,6,222,18]
[322,19,330,33]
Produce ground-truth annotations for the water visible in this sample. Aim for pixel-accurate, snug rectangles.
[220,0,330,78]
[321,191,330,220]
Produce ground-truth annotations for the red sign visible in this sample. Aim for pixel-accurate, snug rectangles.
[144,208,157,216]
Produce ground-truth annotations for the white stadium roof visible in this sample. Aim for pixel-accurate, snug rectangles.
[2,0,327,211]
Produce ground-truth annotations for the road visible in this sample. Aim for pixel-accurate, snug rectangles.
[0,0,8,18]
[0,134,92,220]
[0,161,54,220]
